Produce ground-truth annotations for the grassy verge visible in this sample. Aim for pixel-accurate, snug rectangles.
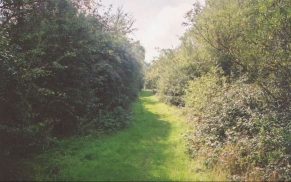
[21,90,226,181]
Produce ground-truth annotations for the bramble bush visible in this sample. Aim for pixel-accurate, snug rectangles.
[184,77,291,181]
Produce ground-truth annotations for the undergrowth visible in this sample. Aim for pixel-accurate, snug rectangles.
[184,75,291,181]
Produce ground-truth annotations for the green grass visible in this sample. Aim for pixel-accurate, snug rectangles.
[24,90,225,181]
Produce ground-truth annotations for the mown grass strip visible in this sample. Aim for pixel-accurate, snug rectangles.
[24,90,225,181]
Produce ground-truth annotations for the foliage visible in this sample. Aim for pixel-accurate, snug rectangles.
[146,0,291,180]
[0,0,144,180]
[185,79,290,181]
[145,39,202,106]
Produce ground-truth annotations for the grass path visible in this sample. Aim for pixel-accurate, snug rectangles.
[27,90,223,181]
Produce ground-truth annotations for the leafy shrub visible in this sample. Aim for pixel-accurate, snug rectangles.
[97,107,133,132]
[0,0,143,138]
[145,0,291,180]
[0,0,144,180]
[78,107,133,134]
[185,78,291,181]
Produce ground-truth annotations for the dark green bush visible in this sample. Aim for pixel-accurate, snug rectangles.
[0,0,144,179]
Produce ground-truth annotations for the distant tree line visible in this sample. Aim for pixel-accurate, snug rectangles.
[146,0,290,181]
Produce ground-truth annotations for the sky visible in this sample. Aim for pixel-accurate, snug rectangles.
[101,0,205,63]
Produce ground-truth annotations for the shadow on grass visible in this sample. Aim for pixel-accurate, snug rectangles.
[122,90,173,180]
[23,90,175,181]
[86,90,174,181]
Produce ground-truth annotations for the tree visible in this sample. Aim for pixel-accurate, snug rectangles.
[0,0,145,160]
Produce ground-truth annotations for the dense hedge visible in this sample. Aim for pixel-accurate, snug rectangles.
[146,0,291,181]
[0,0,145,179]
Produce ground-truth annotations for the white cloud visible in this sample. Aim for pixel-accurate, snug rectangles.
[101,0,205,62]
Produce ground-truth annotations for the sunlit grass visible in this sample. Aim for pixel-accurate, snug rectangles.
[25,90,226,181]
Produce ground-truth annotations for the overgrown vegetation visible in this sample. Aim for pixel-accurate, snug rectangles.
[2,0,291,180]
[18,90,224,181]
[146,0,291,181]
[0,0,144,180]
